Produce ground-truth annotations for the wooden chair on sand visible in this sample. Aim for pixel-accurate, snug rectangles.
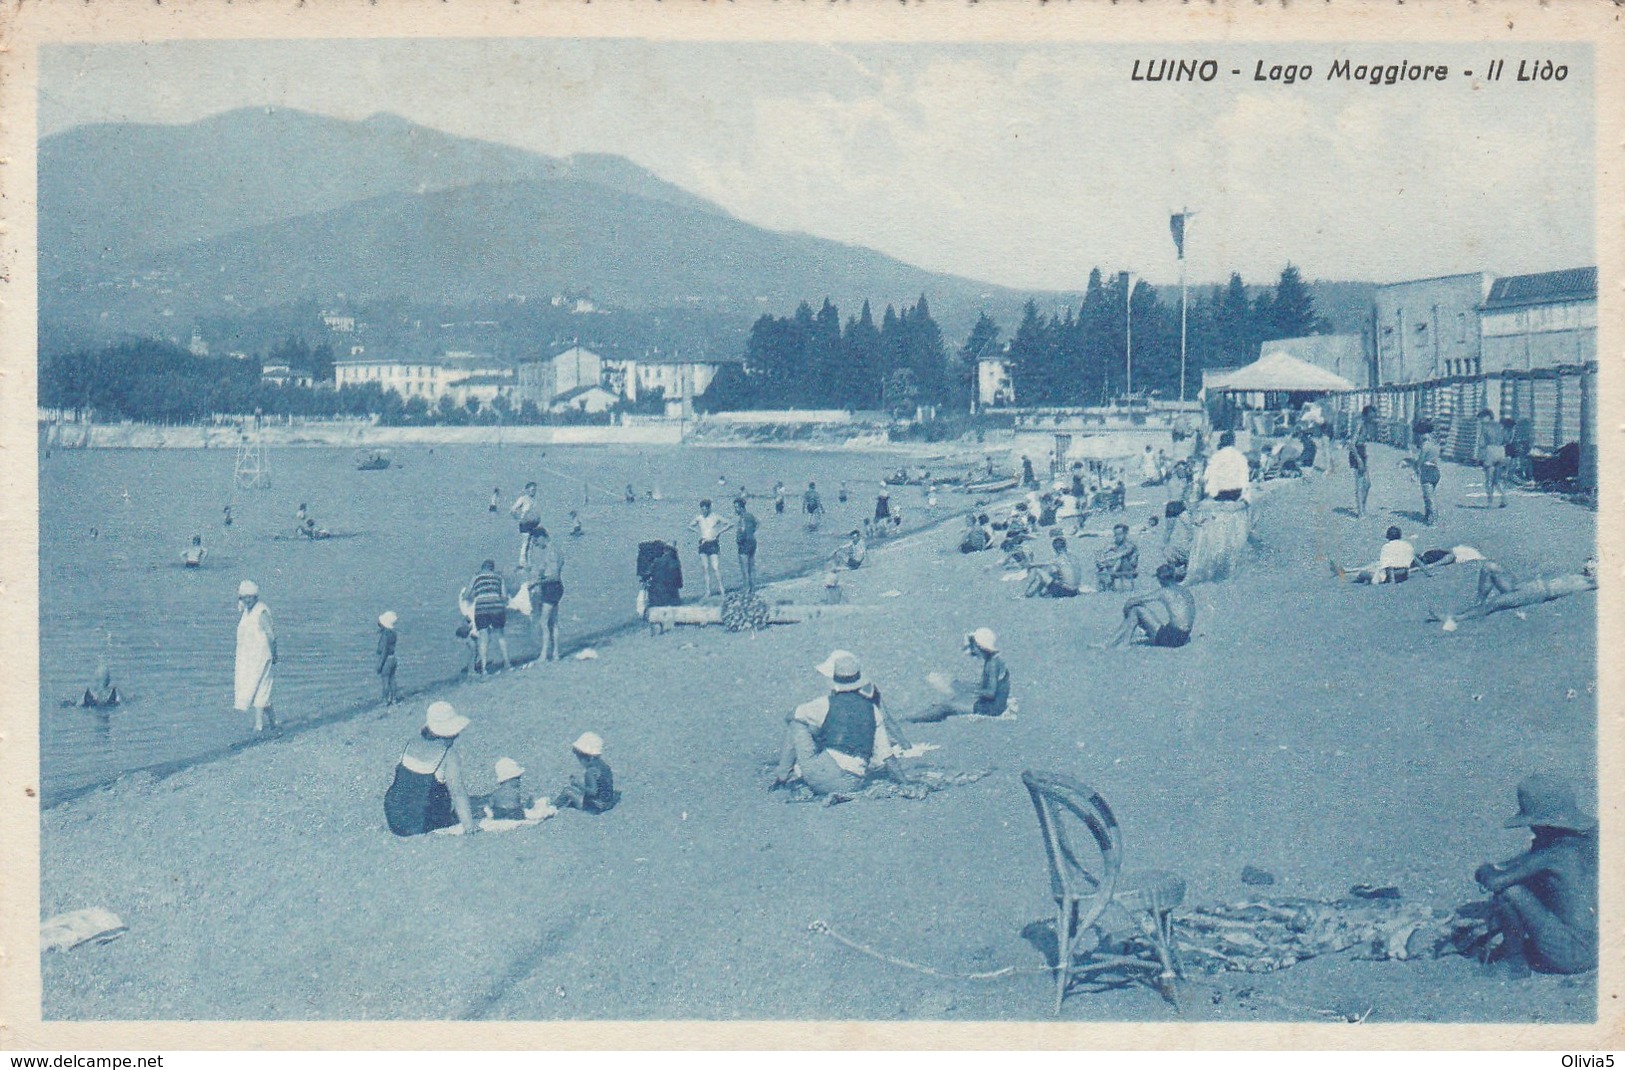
[1020,771,1185,1013]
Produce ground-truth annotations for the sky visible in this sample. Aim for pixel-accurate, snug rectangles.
[40,38,1595,291]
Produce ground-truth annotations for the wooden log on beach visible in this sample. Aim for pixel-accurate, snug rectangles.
[644,603,877,629]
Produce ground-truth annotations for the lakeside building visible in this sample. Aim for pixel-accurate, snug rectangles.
[1371,272,1491,385]
[1479,266,1598,373]
[261,361,313,389]
[550,384,621,415]
[976,355,1016,408]
[517,346,604,408]
[333,353,514,407]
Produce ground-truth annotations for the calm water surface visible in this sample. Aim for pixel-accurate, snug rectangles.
[39,443,944,803]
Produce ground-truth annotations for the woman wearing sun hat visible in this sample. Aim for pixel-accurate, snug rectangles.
[771,650,905,796]
[234,579,277,733]
[384,701,478,836]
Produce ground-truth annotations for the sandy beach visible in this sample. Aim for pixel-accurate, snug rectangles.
[38,444,1596,1023]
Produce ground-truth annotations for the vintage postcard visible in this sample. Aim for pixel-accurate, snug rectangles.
[0,0,1619,1051]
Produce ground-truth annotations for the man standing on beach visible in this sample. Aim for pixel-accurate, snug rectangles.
[234,579,278,732]
[734,496,759,594]
[1477,409,1509,509]
[803,481,824,529]
[510,481,541,567]
[530,529,565,662]
[689,499,732,599]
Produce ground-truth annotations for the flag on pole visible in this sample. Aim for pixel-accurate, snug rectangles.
[1170,212,1187,260]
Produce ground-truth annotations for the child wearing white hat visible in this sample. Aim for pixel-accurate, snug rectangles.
[552,732,617,814]
[376,611,400,705]
[485,757,534,821]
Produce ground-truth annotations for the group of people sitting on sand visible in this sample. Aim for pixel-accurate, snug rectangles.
[384,700,617,837]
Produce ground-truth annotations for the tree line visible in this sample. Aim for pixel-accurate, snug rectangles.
[38,266,1332,423]
[701,266,1328,412]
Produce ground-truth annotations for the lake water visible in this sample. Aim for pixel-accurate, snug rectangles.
[38,443,947,804]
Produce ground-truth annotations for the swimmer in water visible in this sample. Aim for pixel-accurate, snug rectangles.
[295,503,309,536]
[569,510,584,537]
[626,484,637,505]
[223,505,233,527]
[490,487,500,513]
[90,527,99,541]
[300,517,331,540]
[182,534,207,568]
[80,661,121,708]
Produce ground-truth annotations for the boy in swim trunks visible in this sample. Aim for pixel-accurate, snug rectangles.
[529,529,565,661]
[510,482,541,567]
[467,559,511,673]
[1095,564,1195,648]
[182,534,207,568]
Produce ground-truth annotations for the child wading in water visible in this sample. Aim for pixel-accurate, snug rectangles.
[376,611,400,704]
[552,732,618,813]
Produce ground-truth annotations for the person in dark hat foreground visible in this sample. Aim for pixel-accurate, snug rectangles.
[1471,774,1597,975]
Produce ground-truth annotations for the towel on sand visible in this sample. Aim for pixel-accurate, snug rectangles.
[41,907,127,952]
[435,801,559,834]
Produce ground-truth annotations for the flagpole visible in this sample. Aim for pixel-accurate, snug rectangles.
[1125,274,1133,398]
[1179,206,1189,402]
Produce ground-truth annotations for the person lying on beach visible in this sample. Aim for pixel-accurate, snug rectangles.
[909,629,1011,722]
[182,534,207,568]
[1469,774,1597,975]
[384,702,479,837]
[553,733,618,814]
[1330,526,1429,585]
[377,611,400,705]
[1095,564,1196,649]
[79,661,121,708]
[1025,536,1081,598]
[475,757,535,821]
[1094,524,1139,590]
[1430,558,1597,630]
[772,651,907,795]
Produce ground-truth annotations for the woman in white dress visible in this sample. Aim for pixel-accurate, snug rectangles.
[234,579,278,732]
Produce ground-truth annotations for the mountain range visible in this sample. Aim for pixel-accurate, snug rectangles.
[39,107,1037,341]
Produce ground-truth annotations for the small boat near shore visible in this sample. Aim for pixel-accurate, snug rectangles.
[960,475,1020,494]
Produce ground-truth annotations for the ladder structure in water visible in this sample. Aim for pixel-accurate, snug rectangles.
[234,428,271,490]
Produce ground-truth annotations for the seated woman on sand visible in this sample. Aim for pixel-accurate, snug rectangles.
[771,651,908,796]
[1330,526,1428,585]
[909,628,1010,721]
[384,701,480,837]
